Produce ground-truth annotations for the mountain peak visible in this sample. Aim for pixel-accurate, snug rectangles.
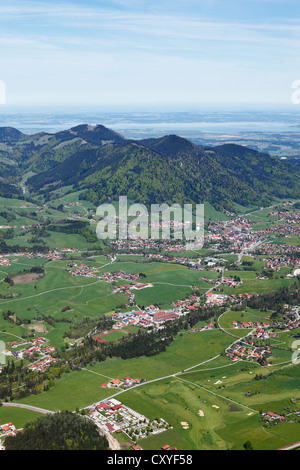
[0,127,25,143]
[55,124,124,145]
[139,134,198,157]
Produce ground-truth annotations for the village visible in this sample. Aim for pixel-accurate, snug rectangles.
[110,306,187,330]
[226,305,300,365]
[67,264,153,290]
[264,255,300,271]
[226,338,272,364]
[0,250,65,262]
[88,397,171,442]
[101,376,144,389]
[0,199,299,451]
[1,337,58,373]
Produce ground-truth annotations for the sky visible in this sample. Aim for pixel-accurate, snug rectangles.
[1,0,300,109]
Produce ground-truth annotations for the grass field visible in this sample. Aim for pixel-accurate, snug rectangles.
[0,257,221,345]
[1,193,300,450]
[0,407,41,430]
[12,329,232,412]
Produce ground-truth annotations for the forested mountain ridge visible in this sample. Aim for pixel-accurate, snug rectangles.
[0,124,299,210]
[0,124,124,174]
[210,143,299,200]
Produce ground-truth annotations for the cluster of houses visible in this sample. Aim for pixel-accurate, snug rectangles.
[111,238,185,253]
[206,207,299,258]
[113,285,136,306]
[28,355,58,372]
[256,214,300,236]
[206,217,263,253]
[262,412,287,423]
[205,292,228,306]
[229,293,251,301]
[0,258,10,266]
[1,251,64,262]
[189,323,214,333]
[2,336,58,372]
[273,305,300,332]
[112,280,152,307]
[0,224,35,230]
[89,398,170,441]
[111,311,153,329]
[221,276,244,288]
[67,263,101,278]
[226,340,271,364]
[60,248,78,253]
[102,270,143,283]
[268,208,300,222]
[43,345,56,354]
[256,243,300,257]
[101,376,143,389]
[147,253,225,271]
[0,422,17,438]
[264,255,300,271]
[111,305,189,330]
[232,320,270,330]
[64,202,80,207]
[25,336,47,352]
[6,339,27,348]
[172,293,200,308]
[231,305,300,336]
[3,337,51,361]
[174,289,250,309]
[67,265,151,291]
[67,265,154,307]
[2,348,22,359]
[112,282,152,294]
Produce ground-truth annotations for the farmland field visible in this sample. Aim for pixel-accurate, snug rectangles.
[0,190,299,451]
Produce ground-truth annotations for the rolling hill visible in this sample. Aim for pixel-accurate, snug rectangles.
[0,124,298,210]
[26,128,300,211]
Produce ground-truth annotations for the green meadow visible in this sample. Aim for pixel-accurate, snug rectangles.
[12,329,233,412]
[0,406,41,430]
[0,257,221,344]
[0,192,299,450]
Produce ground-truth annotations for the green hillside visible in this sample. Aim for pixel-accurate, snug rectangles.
[0,124,298,211]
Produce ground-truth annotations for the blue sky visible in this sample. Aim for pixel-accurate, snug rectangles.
[1,0,300,108]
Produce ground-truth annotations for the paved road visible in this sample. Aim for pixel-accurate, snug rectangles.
[84,354,223,408]
[277,441,300,450]
[204,267,224,296]
[1,402,55,414]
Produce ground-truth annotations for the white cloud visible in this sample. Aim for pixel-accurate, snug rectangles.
[0,0,298,106]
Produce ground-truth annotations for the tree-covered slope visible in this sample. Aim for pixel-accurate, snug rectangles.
[27,137,274,210]
[0,124,124,174]
[79,142,266,210]
[211,143,300,199]
[0,179,22,198]
[0,127,25,143]
[4,411,109,450]
[1,125,299,211]
[54,124,124,145]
